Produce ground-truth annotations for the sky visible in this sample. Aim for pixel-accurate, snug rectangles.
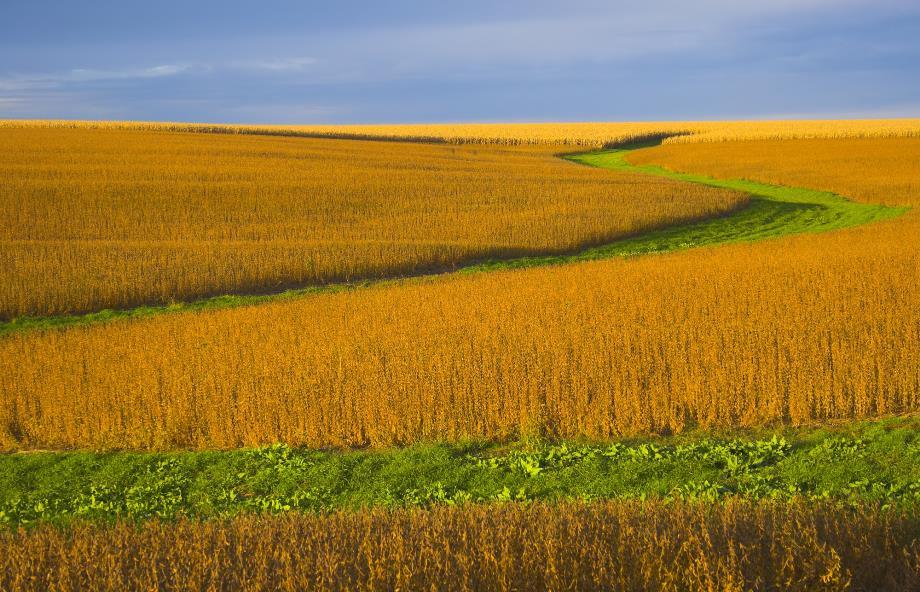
[2,0,919,124]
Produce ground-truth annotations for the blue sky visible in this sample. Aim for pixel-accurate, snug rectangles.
[2,0,919,123]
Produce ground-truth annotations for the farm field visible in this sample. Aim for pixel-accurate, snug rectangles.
[5,117,920,146]
[2,120,919,589]
[628,137,920,207]
[2,130,917,450]
[1,138,904,335]
[3,227,918,449]
[0,127,746,319]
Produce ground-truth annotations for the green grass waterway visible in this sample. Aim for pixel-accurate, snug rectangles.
[1,142,905,336]
[3,415,920,526]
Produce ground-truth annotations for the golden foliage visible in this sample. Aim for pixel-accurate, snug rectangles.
[660,120,920,144]
[2,136,917,451]
[2,501,918,591]
[0,127,743,319]
[3,117,919,147]
[2,212,917,450]
[628,137,920,206]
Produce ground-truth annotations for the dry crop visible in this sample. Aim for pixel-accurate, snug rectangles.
[2,211,917,450]
[0,127,743,318]
[1,500,918,591]
[628,137,920,206]
[3,118,919,147]
[1,136,917,451]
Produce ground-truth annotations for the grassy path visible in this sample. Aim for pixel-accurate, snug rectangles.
[1,142,904,336]
[4,415,919,526]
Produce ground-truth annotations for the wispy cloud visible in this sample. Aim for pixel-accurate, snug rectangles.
[68,64,192,81]
[0,64,197,118]
[231,57,317,72]
[0,63,192,93]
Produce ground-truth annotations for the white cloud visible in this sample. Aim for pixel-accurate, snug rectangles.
[231,57,317,72]
[0,63,191,93]
[66,64,191,82]
[0,78,57,92]
[0,64,196,118]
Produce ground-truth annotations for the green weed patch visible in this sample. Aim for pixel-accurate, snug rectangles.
[3,415,919,526]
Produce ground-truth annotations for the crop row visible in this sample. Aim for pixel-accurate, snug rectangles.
[2,500,918,591]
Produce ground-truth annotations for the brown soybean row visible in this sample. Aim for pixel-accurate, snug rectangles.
[2,501,918,591]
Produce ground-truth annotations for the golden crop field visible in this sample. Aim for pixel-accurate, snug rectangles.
[3,203,918,449]
[3,500,918,591]
[2,134,918,451]
[4,117,920,147]
[628,137,920,206]
[2,125,919,590]
[0,127,745,319]
[282,118,920,145]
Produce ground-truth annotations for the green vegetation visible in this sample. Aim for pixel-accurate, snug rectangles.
[3,415,919,527]
[0,283,361,337]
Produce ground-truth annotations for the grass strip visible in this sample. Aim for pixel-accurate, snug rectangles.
[3,415,919,527]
